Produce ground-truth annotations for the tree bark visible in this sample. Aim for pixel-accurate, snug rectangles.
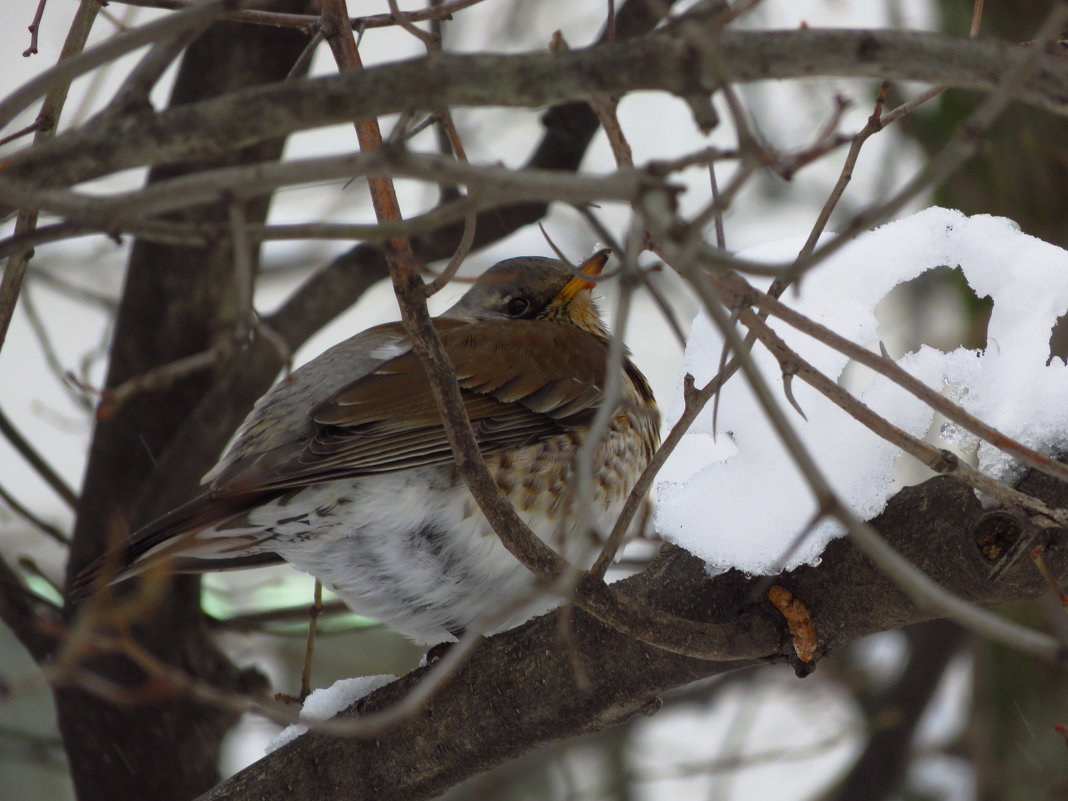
[5,29,1068,201]
[47,4,681,800]
[56,9,313,800]
[200,471,1068,801]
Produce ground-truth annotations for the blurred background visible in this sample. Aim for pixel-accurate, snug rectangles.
[1,1,1066,799]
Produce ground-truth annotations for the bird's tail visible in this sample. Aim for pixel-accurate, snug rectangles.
[68,491,283,604]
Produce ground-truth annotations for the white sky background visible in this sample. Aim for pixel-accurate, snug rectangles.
[0,1,1006,799]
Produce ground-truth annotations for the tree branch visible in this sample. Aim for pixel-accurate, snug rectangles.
[3,29,1067,209]
[197,471,1068,801]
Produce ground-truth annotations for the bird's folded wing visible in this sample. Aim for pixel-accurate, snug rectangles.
[210,320,608,494]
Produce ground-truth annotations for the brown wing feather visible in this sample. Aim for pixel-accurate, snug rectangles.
[213,320,608,494]
[67,489,285,600]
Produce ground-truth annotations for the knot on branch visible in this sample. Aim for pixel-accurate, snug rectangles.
[973,510,1023,563]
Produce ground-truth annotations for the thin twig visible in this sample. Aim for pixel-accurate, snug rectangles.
[0,0,102,356]
[970,0,985,38]
[31,267,117,312]
[387,0,437,46]
[0,481,70,545]
[0,0,237,131]
[0,118,46,147]
[93,343,230,419]
[285,27,324,81]
[420,119,477,297]
[792,82,890,265]
[20,284,94,411]
[207,599,351,631]
[1031,546,1068,609]
[645,145,741,175]
[106,0,489,34]
[0,406,78,510]
[707,161,725,250]
[774,93,853,181]
[298,580,323,702]
[23,0,49,57]
[227,198,254,344]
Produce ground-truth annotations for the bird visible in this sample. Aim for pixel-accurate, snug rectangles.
[73,251,660,645]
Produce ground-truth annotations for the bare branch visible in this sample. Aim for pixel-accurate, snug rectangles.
[728,274,1068,500]
[0,0,239,131]
[6,29,1068,204]
[107,0,489,34]
[0,406,78,510]
[0,482,69,545]
[0,0,101,355]
[23,0,49,58]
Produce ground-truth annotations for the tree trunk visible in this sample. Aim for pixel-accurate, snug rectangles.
[57,9,312,800]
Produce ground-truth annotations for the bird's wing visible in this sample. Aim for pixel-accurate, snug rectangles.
[69,320,611,595]
[208,319,608,494]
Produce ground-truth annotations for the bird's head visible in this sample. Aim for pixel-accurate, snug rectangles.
[445,250,611,339]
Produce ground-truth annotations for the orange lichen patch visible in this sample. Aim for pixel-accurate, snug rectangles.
[768,585,817,664]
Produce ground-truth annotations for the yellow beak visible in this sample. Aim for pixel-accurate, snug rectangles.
[554,249,611,303]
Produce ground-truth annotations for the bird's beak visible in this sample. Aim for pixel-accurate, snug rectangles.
[554,249,611,303]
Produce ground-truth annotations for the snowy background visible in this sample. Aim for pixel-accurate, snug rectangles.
[3,1,1057,800]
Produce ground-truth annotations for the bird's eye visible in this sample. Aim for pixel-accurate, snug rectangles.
[505,296,530,317]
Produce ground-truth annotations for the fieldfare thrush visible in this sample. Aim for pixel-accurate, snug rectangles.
[75,251,660,644]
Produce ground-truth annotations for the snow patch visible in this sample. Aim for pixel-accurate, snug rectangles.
[655,207,1068,575]
[266,674,397,753]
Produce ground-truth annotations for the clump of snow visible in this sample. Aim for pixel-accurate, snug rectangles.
[266,674,396,753]
[654,207,1068,575]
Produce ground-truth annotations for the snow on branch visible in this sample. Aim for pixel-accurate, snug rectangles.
[656,207,1068,575]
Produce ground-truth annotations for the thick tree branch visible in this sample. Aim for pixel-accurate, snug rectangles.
[3,29,1067,209]
[197,471,1068,801]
